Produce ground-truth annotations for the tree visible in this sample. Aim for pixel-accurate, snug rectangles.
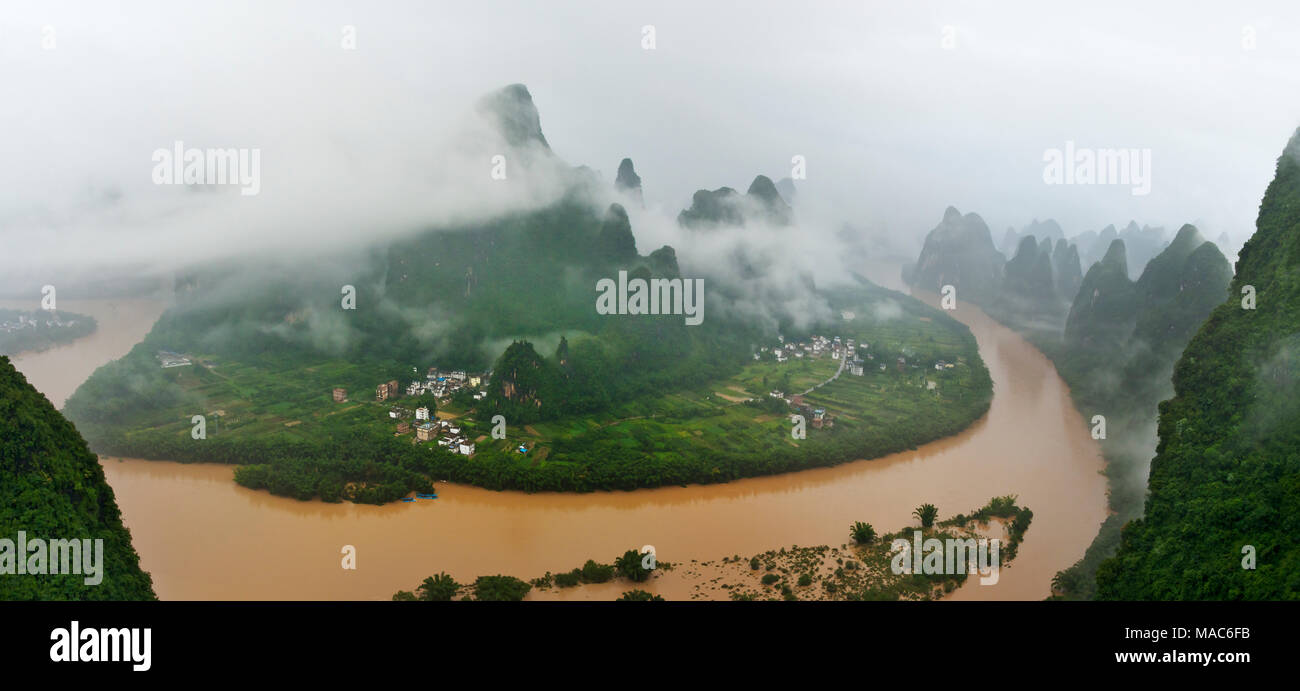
[616,589,664,601]
[614,549,653,582]
[473,575,531,601]
[416,572,460,601]
[580,559,615,583]
[410,392,439,412]
[850,521,876,544]
[913,503,938,528]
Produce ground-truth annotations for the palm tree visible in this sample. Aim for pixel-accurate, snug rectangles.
[850,521,876,545]
[416,572,460,601]
[913,503,938,528]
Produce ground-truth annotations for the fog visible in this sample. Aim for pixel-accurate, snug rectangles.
[3,0,1300,295]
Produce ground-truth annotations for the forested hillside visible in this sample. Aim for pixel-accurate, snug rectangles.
[0,356,155,600]
[1095,129,1300,600]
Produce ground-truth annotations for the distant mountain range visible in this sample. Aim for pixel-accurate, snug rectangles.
[904,193,1235,600]
[1001,219,1172,281]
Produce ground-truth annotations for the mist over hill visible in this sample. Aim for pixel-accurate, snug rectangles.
[57,84,993,502]
[905,198,1233,599]
[903,207,1005,304]
[73,86,860,376]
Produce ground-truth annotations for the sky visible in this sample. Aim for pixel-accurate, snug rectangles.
[2,0,1299,290]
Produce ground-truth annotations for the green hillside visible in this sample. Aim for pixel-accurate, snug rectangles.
[1095,129,1300,600]
[0,356,155,600]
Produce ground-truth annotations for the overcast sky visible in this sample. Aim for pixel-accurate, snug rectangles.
[3,0,1299,286]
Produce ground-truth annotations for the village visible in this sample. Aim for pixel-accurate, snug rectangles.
[0,311,81,334]
[757,333,958,430]
[155,350,193,368]
[331,366,491,458]
[0,309,99,356]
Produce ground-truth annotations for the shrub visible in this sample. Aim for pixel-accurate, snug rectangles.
[473,575,531,601]
[580,559,615,583]
[616,589,664,601]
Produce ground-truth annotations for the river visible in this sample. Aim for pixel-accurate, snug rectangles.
[3,275,1108,601]
[2,298,168,408]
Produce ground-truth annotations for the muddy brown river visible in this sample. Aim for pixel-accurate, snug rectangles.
[3,276,1108,601]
